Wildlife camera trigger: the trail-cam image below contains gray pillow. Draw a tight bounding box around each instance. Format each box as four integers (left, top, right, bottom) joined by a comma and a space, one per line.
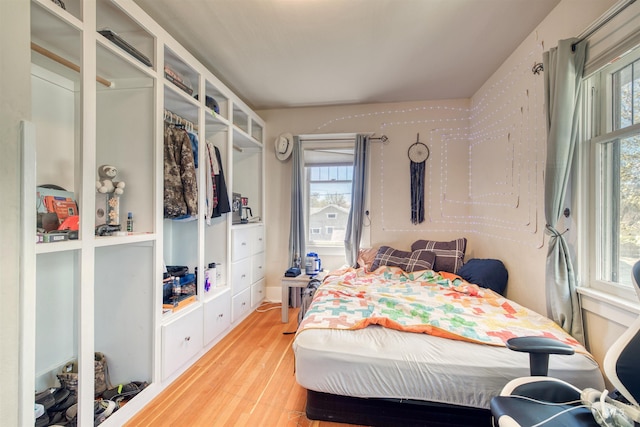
371, 246, 436, 272
410, 238, 467, 273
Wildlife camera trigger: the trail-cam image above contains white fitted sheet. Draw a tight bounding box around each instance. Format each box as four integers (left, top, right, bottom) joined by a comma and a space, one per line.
293, 325, 605, 409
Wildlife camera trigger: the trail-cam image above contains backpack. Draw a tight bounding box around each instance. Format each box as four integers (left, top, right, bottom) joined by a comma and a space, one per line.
298, 278, 321, 324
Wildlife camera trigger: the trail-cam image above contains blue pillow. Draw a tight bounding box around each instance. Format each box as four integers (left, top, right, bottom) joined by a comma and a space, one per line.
457, 258, 508, 295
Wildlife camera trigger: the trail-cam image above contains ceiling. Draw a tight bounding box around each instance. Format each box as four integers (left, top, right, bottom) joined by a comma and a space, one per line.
133, 0, 561, 110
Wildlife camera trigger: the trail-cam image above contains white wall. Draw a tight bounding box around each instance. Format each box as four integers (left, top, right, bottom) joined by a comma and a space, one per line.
258, 0, 619, 356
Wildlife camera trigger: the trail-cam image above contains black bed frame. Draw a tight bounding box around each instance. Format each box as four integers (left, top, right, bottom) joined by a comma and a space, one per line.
306, 390, 492, 427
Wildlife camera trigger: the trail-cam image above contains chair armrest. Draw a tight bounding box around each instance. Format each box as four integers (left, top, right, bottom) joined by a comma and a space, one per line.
506, 337, 574, 376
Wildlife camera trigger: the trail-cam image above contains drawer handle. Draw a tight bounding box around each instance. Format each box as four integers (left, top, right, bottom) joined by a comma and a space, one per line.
241, 242, 247, 246
184, 336, 191, 342
242, 302, 246, 306
218, 313, 224, 318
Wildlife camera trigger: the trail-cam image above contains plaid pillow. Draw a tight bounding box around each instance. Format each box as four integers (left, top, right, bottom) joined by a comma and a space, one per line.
410, 238, 467, 273
371, 246, 436, 272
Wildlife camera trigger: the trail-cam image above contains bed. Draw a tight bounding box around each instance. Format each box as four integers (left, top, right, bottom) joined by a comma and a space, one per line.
292, 241, 605, 427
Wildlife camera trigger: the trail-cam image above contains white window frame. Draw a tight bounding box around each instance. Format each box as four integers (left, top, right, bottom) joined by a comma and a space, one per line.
299, 133, 371, 262
326, 213, 337, 219
579, 47, 640, 302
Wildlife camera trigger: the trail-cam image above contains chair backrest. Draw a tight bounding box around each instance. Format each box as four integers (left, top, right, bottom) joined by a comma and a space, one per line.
602, 259, 640, 406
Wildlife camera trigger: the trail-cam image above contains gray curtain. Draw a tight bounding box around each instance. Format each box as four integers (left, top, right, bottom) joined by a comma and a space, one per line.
344, 134, 370, 266
288, 136, 306, 269
543, 38, 586, 342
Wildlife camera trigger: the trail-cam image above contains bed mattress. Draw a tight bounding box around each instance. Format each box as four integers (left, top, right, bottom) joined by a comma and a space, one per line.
293, 325, 605, 409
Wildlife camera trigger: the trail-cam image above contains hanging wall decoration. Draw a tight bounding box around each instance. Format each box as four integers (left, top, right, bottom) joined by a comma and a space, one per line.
407, 133, 430, 224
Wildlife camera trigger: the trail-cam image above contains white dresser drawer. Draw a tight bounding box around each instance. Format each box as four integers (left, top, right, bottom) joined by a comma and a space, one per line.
232, 288, 251, 323
161, 307, 203, 380
231, 258, 252, 295
251, 278, 265, 308
203, 293, 231, 345
252, 252, 265, 282
252, 225, 264, 255
231, 228, 251, 261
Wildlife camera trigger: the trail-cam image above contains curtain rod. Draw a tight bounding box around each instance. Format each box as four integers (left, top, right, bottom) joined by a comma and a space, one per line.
532, 0, 637, 73
572, 0, 637, 51
298, 133, 388, 143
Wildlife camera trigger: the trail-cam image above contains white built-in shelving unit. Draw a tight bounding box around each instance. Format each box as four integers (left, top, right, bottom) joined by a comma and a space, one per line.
25, 0, 265, 425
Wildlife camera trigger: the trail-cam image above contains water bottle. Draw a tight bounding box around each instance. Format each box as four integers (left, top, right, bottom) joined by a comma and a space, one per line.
305, 253, 316, 275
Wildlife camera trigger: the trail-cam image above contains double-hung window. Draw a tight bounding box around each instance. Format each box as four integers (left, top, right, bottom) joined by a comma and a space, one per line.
301, 136, 360, 268
583, 47, 640, 298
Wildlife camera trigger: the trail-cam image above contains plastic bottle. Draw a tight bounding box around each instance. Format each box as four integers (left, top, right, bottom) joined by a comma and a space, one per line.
204, 262, 216, 292
305, 253, 314, 275
126, 212, 133, 232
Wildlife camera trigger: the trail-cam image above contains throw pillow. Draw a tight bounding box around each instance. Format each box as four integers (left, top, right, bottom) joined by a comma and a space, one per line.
410, 238, 467, 273
357, 247, 379, 272
371, 246, 436, 272
457, 258, 509, 295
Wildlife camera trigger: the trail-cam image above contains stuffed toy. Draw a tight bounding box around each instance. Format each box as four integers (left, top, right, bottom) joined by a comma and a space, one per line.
96, 164, 125, 195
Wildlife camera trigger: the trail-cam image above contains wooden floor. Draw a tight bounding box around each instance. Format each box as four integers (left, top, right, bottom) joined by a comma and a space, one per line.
126, 303, 366, 427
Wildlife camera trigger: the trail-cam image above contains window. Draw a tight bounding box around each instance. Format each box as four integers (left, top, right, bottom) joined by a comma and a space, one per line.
297, 135, 360, 272
584, 48, 640, 295
307, 164, 352, 246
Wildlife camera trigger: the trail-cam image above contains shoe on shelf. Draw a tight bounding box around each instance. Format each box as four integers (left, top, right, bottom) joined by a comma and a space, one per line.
34, 388, 56, 410
35, 411, 49, 427
49, 391, 76, 413
94, 399, 116, 425
65, 402, 77, 423
34, 403, 45, 419
102, 381, 148, 401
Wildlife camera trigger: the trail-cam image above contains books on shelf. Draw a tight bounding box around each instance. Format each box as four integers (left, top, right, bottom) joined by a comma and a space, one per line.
164, 65, 194, 95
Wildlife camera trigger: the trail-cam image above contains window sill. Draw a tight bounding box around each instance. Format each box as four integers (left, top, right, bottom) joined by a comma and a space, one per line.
577, 286, 640, 325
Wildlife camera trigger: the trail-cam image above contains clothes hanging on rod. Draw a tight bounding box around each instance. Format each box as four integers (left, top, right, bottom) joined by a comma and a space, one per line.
188, 130, 199, 169
164, 121, 198, 219
211, 145, 231, 218
204, 140, 217, 224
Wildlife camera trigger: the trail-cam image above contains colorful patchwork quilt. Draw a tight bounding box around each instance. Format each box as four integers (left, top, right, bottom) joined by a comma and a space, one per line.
297, 266, 586, 353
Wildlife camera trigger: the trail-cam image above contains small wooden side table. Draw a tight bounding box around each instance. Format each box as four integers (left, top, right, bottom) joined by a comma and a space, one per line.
281, 271, 326, 323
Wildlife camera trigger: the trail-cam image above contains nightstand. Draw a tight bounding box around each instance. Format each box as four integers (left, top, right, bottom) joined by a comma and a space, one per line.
281, 270, 326, 323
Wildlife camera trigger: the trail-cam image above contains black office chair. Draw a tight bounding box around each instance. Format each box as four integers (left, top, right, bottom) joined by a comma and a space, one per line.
490, 260, 640, 427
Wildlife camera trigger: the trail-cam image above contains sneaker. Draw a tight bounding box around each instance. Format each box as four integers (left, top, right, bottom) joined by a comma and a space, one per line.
94, 400, 116, 425
65, 402, 77, 423
34, 388, 56, 410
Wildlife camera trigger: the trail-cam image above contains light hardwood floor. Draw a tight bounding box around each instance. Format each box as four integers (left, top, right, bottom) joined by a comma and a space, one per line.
126, 303, 365, 427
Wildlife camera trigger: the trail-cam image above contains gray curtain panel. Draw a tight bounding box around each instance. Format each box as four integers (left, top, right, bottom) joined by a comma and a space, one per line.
288, 136, 306, 307
543, 38, 586, 343
289, 136, 306, 269
344, 134, 370, 267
